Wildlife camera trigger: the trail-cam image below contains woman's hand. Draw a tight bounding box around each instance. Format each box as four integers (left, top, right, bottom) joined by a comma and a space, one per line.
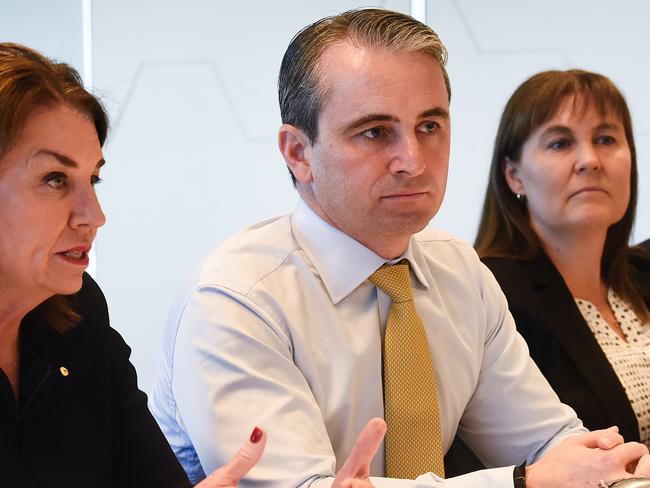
197, 426, 266, 488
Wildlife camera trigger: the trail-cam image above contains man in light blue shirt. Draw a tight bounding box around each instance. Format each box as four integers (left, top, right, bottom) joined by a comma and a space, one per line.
151, 8, 650, 488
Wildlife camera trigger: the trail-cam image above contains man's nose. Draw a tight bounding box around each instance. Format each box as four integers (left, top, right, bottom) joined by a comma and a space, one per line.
389, 134, 425, 176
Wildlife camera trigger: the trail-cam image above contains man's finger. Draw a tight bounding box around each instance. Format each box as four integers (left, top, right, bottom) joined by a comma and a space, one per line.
634, 454, 650, 476
200, 427, 267, 487
335, 418, 387, 481
610, 441, 650, 472
597, 429, 624, 450
569, 426, 620, 448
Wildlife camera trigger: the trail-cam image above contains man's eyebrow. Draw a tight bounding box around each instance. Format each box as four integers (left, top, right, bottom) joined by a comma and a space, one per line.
34, 149, 105, 168
343, 106, 450, 133
419, 107, 449, 119
344, 114, 398, 133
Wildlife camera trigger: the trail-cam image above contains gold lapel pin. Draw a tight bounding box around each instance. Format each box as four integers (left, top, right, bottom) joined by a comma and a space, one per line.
59, 366, 69, 377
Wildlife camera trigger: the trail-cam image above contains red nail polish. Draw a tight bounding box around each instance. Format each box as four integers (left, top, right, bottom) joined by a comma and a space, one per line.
250, 427, 262, 444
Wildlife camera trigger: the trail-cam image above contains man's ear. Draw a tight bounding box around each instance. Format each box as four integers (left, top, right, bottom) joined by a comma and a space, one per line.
278, 124, 314, 184
503, 156, 525, 196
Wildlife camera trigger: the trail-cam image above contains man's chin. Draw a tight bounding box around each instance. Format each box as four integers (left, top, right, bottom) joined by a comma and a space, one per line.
385, 209, 436, 233
374, 221, 431, 249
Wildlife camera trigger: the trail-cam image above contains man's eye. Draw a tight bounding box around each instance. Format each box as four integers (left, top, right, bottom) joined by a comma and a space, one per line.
45, 172, 67, 189
419, 121, 440, 134
91, 175, 103, 186
361, 127, 385, 139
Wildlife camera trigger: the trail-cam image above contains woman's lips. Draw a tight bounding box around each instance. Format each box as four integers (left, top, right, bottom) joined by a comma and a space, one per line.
571, 186, 607, 197
56, 246, 91, 266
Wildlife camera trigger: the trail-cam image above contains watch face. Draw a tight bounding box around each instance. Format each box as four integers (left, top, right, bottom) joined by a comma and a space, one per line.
609, 479, 650, 487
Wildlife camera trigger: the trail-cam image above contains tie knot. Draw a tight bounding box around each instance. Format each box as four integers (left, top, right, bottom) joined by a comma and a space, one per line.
369, 262, 413, 302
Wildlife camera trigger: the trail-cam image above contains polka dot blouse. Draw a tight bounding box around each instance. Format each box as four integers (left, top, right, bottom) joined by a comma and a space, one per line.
575, 289, 650, 445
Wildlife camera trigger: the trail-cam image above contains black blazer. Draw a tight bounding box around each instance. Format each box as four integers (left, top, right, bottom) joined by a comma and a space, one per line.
482, 250, 650, 443
639, 239, 650, 253
0, 274, 191, 488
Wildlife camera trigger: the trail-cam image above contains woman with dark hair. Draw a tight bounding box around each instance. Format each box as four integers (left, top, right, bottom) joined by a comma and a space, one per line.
475, 69, 650, 445
0, 42, 384, 487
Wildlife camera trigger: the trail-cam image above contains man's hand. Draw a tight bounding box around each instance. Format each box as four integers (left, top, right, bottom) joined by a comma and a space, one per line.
333, 418, 387, 488
526, 427, 650, 488
196, 426, 266, 488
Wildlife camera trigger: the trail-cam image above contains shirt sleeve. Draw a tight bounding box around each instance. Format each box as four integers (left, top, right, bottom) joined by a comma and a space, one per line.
173, 285, 338, 487
454, 261, 587, 467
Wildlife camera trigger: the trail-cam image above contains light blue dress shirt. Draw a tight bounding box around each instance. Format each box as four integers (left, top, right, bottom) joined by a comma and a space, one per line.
150, 199, 586, 487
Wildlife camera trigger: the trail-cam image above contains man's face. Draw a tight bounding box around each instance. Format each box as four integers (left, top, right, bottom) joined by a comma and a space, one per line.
299, 43, 451, 258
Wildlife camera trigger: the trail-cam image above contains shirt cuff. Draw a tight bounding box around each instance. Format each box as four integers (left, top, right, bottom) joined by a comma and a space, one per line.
308, 466, 516, 488
441, 465, 516, 488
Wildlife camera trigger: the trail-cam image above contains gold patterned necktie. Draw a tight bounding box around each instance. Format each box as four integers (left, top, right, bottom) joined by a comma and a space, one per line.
370, 261, 445, 479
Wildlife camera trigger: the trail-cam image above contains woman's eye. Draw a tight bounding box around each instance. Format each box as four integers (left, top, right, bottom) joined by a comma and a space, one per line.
548, 138, 571, 150
45, 172, 67, 189
596, 135, 616, 145
361, 127, 385, 139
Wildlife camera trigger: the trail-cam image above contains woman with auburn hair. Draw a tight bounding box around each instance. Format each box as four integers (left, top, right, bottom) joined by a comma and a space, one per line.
0, 42, 384, 487
475, 69, 650, 445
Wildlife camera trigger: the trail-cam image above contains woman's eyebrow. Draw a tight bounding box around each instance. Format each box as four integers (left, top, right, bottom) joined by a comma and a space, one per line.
32, 149, 105, 168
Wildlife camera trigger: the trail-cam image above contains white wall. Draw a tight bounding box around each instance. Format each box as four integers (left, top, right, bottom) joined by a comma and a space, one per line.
0, 0, 83, 67
3, 0, 649, 389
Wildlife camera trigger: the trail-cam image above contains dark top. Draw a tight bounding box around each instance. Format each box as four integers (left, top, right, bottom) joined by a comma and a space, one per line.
639, 239, 650, 253
0, 273, 191, 488
482, 250, 650, 442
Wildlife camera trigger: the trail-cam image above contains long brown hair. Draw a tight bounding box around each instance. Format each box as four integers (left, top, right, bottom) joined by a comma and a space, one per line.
0, 43, 109, 333
475, 69, 648, 321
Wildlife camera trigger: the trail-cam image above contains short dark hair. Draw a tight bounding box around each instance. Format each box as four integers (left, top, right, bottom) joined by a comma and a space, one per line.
0, 42, 109, 333
475, 69, 647, 321
278, 8, 450, 184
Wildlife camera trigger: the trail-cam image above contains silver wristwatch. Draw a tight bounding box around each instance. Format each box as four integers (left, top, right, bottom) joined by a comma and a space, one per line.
600, 479, 650, 487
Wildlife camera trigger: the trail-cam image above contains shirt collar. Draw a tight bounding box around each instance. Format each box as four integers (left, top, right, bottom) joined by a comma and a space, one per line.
291, 199, 430, 304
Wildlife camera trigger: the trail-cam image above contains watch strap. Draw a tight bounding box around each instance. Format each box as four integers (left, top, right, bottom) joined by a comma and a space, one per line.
513, 461, 527, 488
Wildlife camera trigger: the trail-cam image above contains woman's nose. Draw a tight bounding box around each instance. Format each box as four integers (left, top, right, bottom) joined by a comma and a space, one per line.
69, 186, 106, 230
575, 143, 602, 173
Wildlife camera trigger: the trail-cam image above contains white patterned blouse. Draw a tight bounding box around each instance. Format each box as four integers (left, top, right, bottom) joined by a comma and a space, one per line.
575, 289, 650, 445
